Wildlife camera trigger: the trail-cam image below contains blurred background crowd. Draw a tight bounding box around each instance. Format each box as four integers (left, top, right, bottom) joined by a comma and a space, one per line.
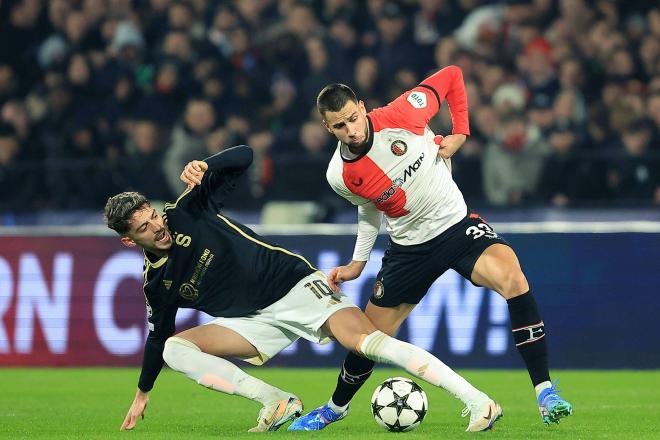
1, 0, 659, 220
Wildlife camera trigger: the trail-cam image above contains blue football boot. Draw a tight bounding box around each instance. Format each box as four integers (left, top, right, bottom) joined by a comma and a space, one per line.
287, 403, 348, 431
538, 382, 573, 425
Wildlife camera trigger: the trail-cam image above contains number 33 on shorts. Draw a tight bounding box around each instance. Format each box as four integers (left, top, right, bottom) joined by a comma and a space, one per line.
465, 223, 498, 239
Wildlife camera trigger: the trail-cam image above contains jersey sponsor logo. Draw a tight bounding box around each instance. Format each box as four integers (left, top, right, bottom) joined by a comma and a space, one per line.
390, 140, 407, 156
373, 280, 385, 299
375, 152, 425, 204
189, 248, 214, 288
179, 282, 199, 300
407, 91, 427, 109
342, 155, 409, 218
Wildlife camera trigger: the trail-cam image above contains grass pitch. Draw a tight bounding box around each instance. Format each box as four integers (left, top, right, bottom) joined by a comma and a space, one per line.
1, 368, 658, 439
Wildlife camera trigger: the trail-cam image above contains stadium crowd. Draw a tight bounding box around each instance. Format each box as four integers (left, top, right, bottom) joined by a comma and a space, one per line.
0, 0, 659, 215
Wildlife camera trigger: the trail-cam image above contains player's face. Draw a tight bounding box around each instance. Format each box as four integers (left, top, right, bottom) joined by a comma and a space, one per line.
121, 206, 172, 254
323, 100, 369, 148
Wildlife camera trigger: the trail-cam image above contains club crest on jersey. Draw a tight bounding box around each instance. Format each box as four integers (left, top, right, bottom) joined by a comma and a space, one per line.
407, 91, 427, 109
373, 280, 385, 299
179, 282, 199, 300
391, 140, 407, 156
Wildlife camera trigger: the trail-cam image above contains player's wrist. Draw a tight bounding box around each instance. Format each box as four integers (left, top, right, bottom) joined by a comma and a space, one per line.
136, 388, 149, 398
348, 260, 367, 275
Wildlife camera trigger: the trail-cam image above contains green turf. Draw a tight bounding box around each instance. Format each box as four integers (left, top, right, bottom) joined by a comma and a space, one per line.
1, 368, 659, 439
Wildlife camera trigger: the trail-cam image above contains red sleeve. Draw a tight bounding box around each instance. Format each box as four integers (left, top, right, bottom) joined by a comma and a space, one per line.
369, 65, 470, 136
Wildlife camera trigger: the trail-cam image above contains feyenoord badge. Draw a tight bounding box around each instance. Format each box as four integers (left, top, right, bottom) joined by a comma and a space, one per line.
390, 140, 407, 156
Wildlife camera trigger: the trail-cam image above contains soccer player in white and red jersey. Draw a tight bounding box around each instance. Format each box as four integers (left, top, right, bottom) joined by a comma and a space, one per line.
289, 66, 573, 431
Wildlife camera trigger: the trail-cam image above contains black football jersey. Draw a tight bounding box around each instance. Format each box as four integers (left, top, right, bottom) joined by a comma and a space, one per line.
137, 146, 316, 391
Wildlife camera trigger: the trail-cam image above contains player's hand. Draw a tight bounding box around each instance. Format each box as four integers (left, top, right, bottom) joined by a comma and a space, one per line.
120, 388, 149, 431
180, 160, 209, 190
327, 260, 367, 293
434, 134, 466, 159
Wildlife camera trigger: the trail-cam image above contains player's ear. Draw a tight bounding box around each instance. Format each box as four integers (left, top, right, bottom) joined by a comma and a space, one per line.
358, 100, 367, 114
120, 236, 137, 248
322, 119, 332, 133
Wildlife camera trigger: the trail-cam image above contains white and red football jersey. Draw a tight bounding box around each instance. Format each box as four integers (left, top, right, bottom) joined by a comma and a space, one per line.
326, 66, 470, 260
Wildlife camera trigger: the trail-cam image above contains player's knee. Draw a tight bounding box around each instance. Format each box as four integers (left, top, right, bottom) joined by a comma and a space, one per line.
355, 332, 371, 354
163, 336, 200, 368
357, 330, 392, 359
364, 313, 400, 336
503, 269, 529, 298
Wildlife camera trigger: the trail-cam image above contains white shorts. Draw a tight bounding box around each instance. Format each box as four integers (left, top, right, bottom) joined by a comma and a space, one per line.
206, 271, 357, 365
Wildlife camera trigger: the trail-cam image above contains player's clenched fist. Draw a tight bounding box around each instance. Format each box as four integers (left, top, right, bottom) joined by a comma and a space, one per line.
327, 260, 367, 292
180, 160, 209, 189
434, 134, 467, 159
120, 388, 149, 431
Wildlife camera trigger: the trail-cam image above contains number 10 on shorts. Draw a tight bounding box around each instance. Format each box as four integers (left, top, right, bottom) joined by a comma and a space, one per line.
305, 279, 341, 305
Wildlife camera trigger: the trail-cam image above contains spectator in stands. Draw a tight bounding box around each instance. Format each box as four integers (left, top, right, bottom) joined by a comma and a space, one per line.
0, 0, 659, 213
0, 124, 36, 212
647, 92, 660, 141
537, 121, 603, 207
139, 61, 187, 126
0, 64, 18, 106
605, 119, 659, 203
259, 75, 302, 149
301, 38, 336, 108
121, 119, 172, 201
483, 112, 550, 205
528, 93, 556, 137
268, 119, 334, 202
353, 56, 385, 109
163, 98, 216, 196
520, 36, 559, 101
372, 2, 419, 83
298, 120, 333, 160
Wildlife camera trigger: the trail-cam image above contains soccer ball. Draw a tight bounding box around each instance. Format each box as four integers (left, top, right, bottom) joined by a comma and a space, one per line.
371, 377, 428, 432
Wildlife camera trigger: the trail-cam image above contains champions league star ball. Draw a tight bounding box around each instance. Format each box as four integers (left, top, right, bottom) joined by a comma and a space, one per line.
371, 377, 428, 432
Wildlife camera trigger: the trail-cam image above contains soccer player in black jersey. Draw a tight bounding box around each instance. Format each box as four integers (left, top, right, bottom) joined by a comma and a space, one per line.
106, 145, 499, 433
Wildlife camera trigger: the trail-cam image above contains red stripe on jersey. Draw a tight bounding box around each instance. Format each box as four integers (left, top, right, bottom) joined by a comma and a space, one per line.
342, 156, 408, 218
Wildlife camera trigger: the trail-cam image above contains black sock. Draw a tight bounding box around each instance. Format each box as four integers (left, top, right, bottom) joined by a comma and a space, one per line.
330, 351, 375, 407
507, 291, 551, 387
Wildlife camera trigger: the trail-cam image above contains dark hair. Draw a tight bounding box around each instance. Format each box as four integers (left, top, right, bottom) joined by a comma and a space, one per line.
104, 191, 149, 234
316, 83, 357, 117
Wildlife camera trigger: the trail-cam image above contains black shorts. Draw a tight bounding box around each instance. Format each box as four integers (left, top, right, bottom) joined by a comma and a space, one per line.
370, 213, 510, 307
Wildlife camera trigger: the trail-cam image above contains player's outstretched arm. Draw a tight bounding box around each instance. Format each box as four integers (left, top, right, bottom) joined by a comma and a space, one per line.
327, 260, 367, 292
120, 388, 149, 431
179, 145, 253, 190
121, 305, 175, 430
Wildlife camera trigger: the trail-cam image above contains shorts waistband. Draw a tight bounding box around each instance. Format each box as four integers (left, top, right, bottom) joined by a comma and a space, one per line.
388, 214, 469, 251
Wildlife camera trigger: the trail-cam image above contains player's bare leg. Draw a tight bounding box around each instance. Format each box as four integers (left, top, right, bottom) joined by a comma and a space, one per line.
289, 307, 501, 432
290, 303, 415, 430
162, 325, 302, 432
363, 301, 416, 335
471, 243, 572, 424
